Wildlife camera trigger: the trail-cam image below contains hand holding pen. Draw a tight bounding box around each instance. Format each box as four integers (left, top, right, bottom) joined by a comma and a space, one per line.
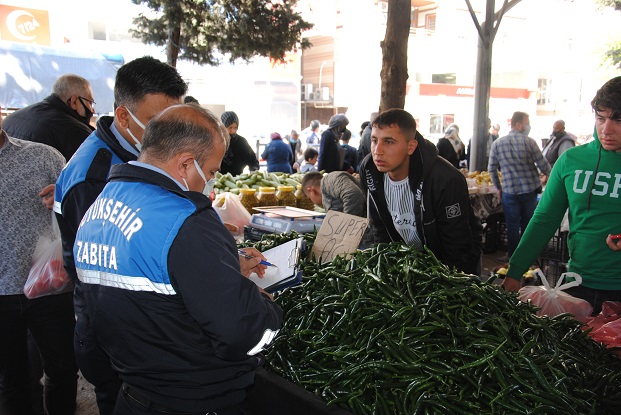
238, 247, 277, 278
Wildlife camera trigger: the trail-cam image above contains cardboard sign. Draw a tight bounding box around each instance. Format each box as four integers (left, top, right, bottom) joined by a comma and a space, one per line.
311, 211, 368, 264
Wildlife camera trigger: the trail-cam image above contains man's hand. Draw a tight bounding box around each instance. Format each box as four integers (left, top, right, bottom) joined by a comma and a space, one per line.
239, 247, 268, 278
502, 277, 521, 292
540, 175, 548, 186
606, 234, 621, 251
224, 223, 239, 233
497, 189, 502, 201
39, 184, 55, 210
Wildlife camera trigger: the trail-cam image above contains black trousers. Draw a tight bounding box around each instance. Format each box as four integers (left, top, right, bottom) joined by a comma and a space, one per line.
114, 383, 247, 415
0, 292, 78, 415
74, 283, 122, 415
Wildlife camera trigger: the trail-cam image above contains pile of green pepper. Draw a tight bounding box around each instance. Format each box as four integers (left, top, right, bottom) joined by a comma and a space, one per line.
247, 235, 621, 414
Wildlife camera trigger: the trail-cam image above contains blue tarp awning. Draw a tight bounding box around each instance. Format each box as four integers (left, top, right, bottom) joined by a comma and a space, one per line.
0, 41, 118, 114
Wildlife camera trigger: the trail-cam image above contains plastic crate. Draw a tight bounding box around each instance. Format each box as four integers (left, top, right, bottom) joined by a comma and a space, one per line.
482, 213, 506, 253
539, 231, 569, 263
538, 231, 569, 285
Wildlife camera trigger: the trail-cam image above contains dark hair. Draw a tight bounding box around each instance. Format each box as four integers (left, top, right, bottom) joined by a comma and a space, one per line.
141, 104, 229, 165
184, 95, 199, 104
311, 120, 320, 130
341, 129, 352, 141
511, 111, 529, 128
372, 109, 417, 140
114, 56, 188, 110
591, 76, 621, 120
301, 171, 322, 195
303, 147, 318, 161
360, 121, 370, 134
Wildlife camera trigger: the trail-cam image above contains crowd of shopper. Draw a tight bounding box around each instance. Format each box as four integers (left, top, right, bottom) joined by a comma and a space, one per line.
1, 54, 619, 415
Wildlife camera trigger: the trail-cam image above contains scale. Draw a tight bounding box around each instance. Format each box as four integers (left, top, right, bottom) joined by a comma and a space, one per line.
244, 206, 325, 241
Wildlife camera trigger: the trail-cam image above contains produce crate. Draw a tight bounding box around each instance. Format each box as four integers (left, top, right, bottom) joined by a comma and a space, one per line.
538, 231, 569, 285
246, 367, 353, 415
481, 213, 506, 253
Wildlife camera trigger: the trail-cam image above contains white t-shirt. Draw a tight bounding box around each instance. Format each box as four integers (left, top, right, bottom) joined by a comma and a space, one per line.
384, 174, 423, 249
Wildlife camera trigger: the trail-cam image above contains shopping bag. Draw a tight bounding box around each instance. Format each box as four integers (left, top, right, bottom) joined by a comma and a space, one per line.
518, 270, 593, 321
584, 302, 621, 354
213, 192, 251, 236
23, 212, 73, 299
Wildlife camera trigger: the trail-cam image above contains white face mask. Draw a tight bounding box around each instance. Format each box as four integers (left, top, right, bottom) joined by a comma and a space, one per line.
523, 124, 531, 136
192, 159, 215, 197
125, 108, 145, 151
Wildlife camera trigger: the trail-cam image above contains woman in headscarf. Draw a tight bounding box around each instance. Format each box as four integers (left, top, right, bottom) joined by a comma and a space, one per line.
261, 132, 294, 173
219, 111, 260, 175
318, 114, 349, 172
436, 123, 466, 169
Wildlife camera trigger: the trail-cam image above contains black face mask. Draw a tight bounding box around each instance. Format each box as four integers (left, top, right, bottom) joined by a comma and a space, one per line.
78, 97, 94, 124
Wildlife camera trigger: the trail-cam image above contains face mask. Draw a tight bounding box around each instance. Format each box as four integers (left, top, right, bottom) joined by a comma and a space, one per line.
78, 98, 94, 124
523, 124, 531, 136
125, 108, 146, 151
193, 159, 215, 197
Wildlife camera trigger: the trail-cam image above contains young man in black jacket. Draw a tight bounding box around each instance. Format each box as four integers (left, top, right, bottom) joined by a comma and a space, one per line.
360, 109, 482, 276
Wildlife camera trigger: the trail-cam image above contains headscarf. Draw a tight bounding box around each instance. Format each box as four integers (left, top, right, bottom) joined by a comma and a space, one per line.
221, 111, 239, 128
444, 124, 464, 156
328, 114, 349, 132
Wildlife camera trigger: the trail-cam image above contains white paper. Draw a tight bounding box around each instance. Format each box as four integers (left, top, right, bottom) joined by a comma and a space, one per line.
248, 238, 302, 289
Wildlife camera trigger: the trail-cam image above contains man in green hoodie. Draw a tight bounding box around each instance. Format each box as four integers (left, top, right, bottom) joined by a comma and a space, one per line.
504, 76, 621, 314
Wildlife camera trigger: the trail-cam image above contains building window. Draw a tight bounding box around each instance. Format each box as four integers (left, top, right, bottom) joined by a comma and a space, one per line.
430, 114, 455, 135
425, 13, 436, 31
432, 73, 456, 84
537, 78, 552, 105
88, 21, 107, 41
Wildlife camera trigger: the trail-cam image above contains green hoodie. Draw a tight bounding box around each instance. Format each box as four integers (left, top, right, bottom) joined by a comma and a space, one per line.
507, 135, 621, 289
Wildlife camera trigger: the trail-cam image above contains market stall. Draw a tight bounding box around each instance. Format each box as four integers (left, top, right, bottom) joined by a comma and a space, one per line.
239, 232, 621, 415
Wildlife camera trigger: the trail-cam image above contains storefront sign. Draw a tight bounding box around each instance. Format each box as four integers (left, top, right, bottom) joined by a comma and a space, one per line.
419, 83, 531, 99
0, 5, 50, 45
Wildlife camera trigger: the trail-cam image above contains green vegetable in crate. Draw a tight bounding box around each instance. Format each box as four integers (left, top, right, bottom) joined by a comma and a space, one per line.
256, 241, 621, 415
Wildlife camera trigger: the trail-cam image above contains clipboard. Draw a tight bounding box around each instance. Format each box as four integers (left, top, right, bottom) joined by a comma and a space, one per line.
248, 237, 304, 293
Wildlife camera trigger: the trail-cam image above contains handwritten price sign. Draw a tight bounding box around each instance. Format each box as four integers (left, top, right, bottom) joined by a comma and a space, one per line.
311, 211, 368, 264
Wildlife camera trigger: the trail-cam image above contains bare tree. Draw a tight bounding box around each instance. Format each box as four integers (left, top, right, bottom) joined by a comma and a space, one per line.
466, 0, 522, 172
379, 0, 411, 111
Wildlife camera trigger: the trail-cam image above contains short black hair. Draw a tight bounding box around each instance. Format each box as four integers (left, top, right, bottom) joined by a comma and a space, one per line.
114, 56, 188, 110
184, 95, 199, 104
301, 171, 322, 195
591, 76, 621, 120
372, 109, 417, 140
341, 129, 352, 141
303, 147, 318, 161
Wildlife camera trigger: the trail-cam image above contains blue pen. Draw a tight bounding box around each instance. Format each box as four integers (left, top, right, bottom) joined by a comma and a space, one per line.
238, 250, 278, 268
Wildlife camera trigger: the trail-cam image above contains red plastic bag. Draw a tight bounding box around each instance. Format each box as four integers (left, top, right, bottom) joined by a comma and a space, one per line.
584, 302, 621, 354
23, 212, 73, 299
518, 271, 593, 322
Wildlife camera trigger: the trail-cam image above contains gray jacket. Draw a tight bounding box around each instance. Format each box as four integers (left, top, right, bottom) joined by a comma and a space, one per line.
321, 171, 365, 217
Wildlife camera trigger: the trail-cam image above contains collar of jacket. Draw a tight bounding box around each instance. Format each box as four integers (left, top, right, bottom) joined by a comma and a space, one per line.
108, 163, 212, 211
94, 116, 139, 163
45, 93, 95, 131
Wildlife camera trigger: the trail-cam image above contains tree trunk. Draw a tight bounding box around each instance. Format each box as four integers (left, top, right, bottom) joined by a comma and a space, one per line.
379, 0, 410, 112
166, 25, 181, 67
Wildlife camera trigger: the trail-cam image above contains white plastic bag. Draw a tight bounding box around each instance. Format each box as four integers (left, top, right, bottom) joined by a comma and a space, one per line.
213, 192, 251, 236
518, 270, 593, 321
23, 212, 74, 299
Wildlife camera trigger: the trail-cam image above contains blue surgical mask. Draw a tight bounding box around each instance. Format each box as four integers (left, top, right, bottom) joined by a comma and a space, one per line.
193, 159, 215, 197
125, 108, 145, 151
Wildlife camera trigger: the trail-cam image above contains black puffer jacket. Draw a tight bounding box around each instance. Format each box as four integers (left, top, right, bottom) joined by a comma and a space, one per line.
360, 132, 482, 275
3, 94, 94, 161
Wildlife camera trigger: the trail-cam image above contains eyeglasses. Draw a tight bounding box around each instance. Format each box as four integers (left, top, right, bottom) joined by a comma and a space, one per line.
78, 96, 96, 110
